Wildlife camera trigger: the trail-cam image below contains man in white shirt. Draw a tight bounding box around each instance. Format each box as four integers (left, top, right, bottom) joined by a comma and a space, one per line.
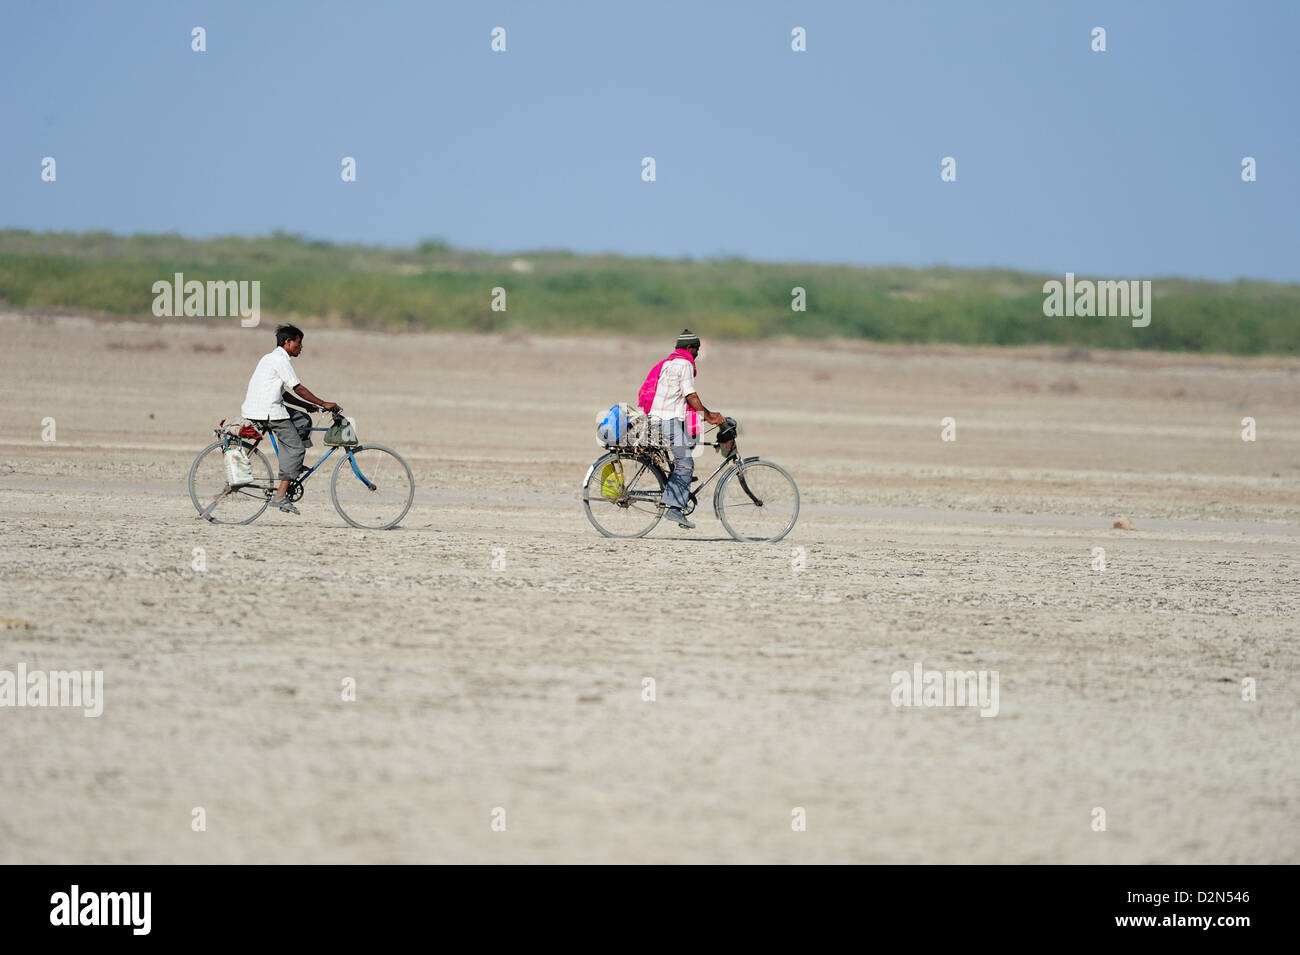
642, 329, 726, 529
240, 324, 341, 514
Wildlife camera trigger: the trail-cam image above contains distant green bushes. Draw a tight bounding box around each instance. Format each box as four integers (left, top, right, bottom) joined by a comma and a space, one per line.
1, 230, 1296, 354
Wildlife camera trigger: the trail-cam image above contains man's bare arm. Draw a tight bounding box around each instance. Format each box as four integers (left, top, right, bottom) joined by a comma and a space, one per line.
686, 392, 725, 426
286, 385, 339, 412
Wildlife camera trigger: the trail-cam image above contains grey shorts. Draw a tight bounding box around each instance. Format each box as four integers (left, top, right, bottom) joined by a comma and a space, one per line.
253, 417, 308, 480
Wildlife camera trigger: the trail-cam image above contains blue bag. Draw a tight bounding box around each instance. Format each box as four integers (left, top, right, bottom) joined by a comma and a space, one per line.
596, 403, 627, 446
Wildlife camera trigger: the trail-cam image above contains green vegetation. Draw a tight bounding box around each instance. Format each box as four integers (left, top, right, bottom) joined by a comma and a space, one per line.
2, 229, 1297, 354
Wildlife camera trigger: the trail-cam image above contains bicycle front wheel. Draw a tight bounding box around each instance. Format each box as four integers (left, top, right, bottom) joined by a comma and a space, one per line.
582, 452, 666, 538
189, 440, 275, 524
714, 459, 800, 542
330, 444, 415, 529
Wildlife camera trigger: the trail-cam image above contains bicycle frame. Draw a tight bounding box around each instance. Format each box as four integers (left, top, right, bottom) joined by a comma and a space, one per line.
584, 420, 794, 541
687, 446, 732, 498
261, 426, 376, 491
616, 436, 763, 510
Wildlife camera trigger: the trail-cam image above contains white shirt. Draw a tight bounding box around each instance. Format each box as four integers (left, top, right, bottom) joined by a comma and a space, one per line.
241, 346, 301, 420
648, 357, 696, 422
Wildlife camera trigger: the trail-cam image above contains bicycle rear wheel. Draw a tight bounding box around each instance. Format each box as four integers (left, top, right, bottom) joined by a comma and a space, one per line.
189, 440, 275, 524
714, 459, 800, 542
330, 444, 415, 529
582, 452, 666, 538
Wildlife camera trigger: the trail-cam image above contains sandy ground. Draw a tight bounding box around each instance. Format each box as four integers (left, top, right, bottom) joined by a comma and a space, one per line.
1, 311, 1297, 864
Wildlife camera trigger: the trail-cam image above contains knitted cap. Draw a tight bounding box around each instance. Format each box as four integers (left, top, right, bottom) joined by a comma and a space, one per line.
675, 328, 701, 349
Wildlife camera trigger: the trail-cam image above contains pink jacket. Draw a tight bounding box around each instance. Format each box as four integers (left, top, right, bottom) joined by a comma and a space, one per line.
638, 348, 699, 435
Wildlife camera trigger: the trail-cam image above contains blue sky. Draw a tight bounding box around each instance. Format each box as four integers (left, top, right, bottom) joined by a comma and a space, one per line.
2, 0, 1297, 281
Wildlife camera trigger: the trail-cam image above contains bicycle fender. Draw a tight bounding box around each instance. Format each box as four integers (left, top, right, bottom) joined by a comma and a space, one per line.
583, 455, 612, 489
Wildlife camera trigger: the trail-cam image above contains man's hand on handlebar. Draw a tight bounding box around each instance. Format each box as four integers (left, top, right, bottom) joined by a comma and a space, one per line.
318, 402, 341, 413
685, 392, 724, 428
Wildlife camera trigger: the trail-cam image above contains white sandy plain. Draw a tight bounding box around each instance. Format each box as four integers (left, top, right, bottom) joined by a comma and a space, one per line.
1, 313, 1297, 863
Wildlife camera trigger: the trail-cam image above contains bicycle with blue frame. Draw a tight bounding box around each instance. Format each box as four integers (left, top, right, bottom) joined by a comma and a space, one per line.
189, 411, 414, 529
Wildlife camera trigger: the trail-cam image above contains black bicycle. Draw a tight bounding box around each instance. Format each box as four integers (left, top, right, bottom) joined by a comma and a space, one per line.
581, 418, 799, 541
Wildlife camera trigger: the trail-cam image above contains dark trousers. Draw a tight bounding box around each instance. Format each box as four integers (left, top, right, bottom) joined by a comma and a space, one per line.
253, 417, 306, 480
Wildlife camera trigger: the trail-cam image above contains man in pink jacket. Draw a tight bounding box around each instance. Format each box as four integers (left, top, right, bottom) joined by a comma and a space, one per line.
638, 329, 726, 529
